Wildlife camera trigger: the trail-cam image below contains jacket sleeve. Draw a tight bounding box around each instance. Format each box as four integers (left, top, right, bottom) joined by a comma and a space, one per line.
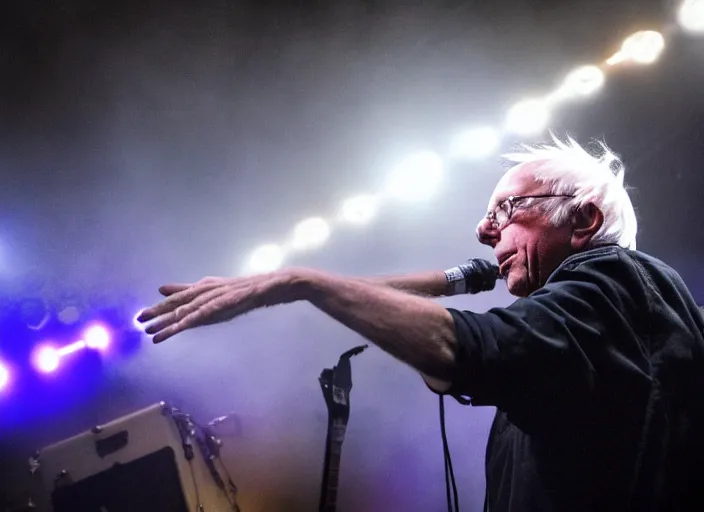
443, 252, 653, 429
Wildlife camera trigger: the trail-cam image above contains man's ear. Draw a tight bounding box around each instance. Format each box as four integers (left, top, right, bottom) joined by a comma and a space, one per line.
571, 203, 604, 251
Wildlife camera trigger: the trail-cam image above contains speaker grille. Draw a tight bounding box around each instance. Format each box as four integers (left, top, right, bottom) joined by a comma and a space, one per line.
51, 446, 190, 512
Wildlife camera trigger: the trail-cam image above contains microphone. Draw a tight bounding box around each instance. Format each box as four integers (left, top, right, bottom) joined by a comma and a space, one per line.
444, 258, 501, 295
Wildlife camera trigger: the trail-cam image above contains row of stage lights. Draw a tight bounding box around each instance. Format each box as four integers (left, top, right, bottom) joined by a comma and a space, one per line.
0, 323, 113, 393
242, 1, 704, 276
0, 309, 151, 394
1, 1, 703, 394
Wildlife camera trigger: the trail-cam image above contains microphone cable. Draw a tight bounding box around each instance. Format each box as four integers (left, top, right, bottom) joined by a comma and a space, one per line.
441, 394, 460, 512
439, 258, 502, 511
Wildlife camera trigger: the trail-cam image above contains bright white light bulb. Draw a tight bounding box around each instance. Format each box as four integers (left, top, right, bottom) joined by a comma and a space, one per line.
32, 345, 60, 374
621, 30, 665, 64
340, 195, 378, 224
0, 363, 9, 391
292, 218, 330, 250
678, 0, 704, 33
505, 99, 550, 136
245, 244, 285, 274
450, 127, 500, 159
561, 65, 605, 97
84, 324, 110, 351
386, 152, 444, 202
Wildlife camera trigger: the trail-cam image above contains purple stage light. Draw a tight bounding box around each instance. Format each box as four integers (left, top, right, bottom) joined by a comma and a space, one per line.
0, 362, 9, 391
84, 324, 110, 351
33, 345, 60, 373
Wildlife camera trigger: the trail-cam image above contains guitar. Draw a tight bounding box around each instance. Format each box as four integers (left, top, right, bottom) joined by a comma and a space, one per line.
318, 345, 367, 512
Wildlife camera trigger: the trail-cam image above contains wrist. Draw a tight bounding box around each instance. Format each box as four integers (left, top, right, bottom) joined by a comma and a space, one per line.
443, 266, 466, 296
274, 266, 323, 303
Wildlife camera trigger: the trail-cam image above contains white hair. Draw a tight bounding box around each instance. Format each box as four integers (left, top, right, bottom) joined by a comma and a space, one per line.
502, 134, 638, 250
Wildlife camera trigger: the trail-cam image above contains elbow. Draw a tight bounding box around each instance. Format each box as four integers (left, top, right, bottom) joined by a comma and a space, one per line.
418, 333, 456, 393
434, 336, 459, 380
438, 310, 460, 369
419, 317, 459, 381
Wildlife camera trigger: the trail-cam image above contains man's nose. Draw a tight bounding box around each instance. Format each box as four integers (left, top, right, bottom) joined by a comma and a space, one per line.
476, 218, 500, 248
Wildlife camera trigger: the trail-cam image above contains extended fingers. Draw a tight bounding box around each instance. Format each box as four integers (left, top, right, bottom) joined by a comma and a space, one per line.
138, 283, 221, 323
159, 284, 191, 296
140, 274, 274, 343
150, 289, 254, 344
155, 276, 231, 298
145, 285, 230, 337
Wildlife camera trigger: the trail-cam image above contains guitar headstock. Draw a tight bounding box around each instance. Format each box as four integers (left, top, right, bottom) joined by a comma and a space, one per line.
319, 345, 368, 421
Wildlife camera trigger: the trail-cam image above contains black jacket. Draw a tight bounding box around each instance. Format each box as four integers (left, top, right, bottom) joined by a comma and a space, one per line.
446, 245, 704, 511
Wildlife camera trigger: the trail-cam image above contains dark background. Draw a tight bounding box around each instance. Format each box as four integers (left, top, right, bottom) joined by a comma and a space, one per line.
0, 0, 702, 510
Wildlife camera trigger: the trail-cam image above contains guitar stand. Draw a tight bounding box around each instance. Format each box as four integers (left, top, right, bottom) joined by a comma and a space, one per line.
318, 345, 368, 512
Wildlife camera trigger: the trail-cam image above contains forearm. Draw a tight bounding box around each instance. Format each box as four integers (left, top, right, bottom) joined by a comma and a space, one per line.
292, 268, 459, 380
361, 271, 452, 297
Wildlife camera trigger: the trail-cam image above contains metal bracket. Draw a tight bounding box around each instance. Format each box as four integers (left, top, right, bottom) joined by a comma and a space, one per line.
28, 451, 40, 476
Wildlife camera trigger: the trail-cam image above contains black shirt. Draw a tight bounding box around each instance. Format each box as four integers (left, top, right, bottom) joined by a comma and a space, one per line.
445, 245, 704, 511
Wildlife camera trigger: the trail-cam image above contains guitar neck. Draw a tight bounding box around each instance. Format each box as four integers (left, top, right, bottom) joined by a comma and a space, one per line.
320, 420, 347, 512
321, 441, 343, 512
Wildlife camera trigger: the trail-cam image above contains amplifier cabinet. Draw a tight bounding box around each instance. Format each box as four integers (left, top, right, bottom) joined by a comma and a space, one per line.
33, 402, 240, 512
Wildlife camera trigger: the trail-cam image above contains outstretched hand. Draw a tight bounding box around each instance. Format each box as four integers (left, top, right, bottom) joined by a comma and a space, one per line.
137, 270, 304, 344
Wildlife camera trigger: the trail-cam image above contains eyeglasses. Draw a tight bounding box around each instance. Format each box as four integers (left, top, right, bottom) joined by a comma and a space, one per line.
486, 194, 574, 229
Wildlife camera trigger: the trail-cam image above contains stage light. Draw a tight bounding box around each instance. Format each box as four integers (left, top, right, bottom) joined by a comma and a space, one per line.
622, 31, 665, 64
560, 65, 605, 97
385, 151, 444, 201
32, 345, 60, 374
245, 244, 285, 274
292, 217, 330, 250
505, 99, 550, 135
84, 324, 111, 351
450, 127, 500, 159
678, 0, 704, 33
340, 195, 378, 224
607, 31, 665, 65
0, 362, 9, 391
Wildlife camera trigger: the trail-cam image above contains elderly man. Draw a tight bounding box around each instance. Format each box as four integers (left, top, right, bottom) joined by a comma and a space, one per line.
139, 137, 704, 511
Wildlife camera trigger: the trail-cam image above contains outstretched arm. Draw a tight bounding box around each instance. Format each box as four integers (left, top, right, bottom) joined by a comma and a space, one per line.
361, 270, 453, 297
138, 267, 458, 384
302, 269, 457, 380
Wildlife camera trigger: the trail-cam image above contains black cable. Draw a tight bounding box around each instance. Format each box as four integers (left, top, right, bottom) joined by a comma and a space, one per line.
443, 396, 460, 511
443, 436, 452, 512
440, 394, 460, 512
442, 444, 452, 512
